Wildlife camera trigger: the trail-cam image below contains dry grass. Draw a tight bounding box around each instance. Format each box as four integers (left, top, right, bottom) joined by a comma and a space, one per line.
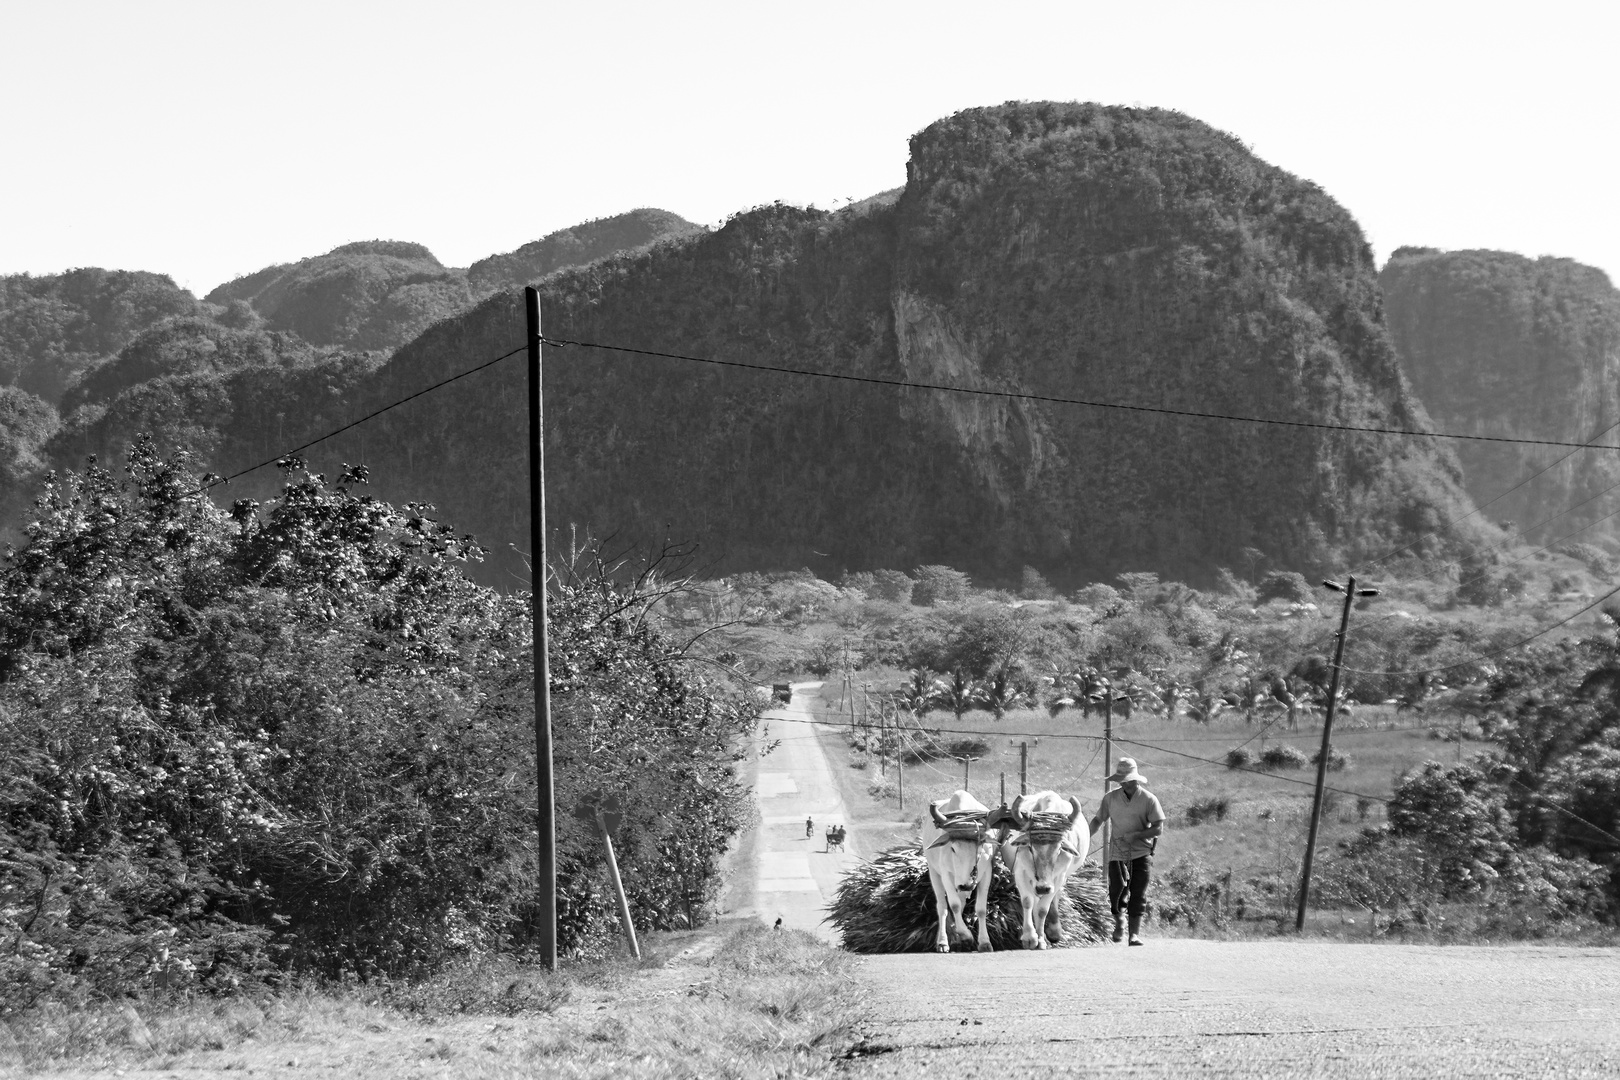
0, 925, 864, 1078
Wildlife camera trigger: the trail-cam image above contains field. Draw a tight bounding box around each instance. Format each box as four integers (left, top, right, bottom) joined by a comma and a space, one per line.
802, 676, 1494, 929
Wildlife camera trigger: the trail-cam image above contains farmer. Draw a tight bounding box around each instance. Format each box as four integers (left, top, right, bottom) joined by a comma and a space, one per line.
805, 815, 814, 839
1088, 757, 1165, 946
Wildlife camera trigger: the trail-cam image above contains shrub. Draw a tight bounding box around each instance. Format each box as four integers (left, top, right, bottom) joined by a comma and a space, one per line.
1154, 853, 1230, 929
1310, 746, 1354, 772
1224, 746, 1255, 769
0, 440, 758, 1003
1256, 570, 1313, 605
1186, 796, 1231, 825
1259, 744, 1310, 770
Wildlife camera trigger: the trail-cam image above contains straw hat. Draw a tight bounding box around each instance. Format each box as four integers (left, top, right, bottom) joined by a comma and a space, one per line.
1106, 757, 1145, 784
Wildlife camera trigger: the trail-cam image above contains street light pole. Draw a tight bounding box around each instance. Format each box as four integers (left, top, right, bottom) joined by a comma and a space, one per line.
1296, 574, 1378, 933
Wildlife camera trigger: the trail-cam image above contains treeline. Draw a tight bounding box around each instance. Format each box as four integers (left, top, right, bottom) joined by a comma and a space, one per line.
0, 440, 755, 1011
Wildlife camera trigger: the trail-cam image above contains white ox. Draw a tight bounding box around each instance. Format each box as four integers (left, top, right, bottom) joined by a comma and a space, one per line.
923, 790, 999, 953
998, 790, 1087, 950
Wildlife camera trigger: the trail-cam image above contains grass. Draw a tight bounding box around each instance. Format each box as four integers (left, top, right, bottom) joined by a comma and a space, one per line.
0, 924, 865, 1077
808, 680, 1496, 928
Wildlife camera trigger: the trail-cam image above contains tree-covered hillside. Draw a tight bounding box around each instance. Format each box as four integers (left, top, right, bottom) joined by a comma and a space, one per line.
10, 104, 1480, 589
0, 268, 203, 404
271, 103, 1473, 587
1381, 248, 1620, 549
467, 208, 704, 291
204, 240, 480, 353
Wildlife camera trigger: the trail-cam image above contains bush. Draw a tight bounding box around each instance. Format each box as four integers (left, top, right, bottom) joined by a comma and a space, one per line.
1154, 853, 1230, 929
1186, 796, 1231, 825
1259, 744, 1310, 770
0, 440, 758, 1004
1224, 746, 1255, 769
1256, 570, 1313, 605
1310, 746, 1354, 772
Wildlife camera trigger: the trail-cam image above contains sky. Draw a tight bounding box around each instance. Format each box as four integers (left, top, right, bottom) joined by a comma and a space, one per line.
2, 0, 1617, 295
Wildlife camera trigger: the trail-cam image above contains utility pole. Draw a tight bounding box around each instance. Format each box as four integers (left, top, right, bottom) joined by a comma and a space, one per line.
524, 287, 557, 971
1102, 693, 1114, 863
1296, 575, 1379, 933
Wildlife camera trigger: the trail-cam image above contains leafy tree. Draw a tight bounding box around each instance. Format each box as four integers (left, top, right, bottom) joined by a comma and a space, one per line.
868, 569, 914, 605
911, 565, 971, 607
0, 439, 755, 1005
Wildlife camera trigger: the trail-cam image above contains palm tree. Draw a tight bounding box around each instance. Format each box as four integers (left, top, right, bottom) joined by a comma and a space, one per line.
938, 670, 980, 722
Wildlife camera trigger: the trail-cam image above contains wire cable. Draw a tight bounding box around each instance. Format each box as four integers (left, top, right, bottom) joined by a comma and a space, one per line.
191, 343, 528, 496
1353, 416, 1620, 574
1339, 579, 1620, 677
541, 336, 1620, 452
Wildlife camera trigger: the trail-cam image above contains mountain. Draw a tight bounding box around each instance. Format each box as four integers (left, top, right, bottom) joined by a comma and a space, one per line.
466, 209, 704, 291
0, 268, 204, 404
1380, 248, 1620, 547
177, 103, 1476, 587
14, 104, 1478, 588
204, 240, 479, 353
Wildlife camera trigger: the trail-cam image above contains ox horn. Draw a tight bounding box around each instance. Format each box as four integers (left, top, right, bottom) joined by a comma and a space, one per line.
929, 800, 948, 830
1009, 794, 1028, 830
1066, 794, 1084, 827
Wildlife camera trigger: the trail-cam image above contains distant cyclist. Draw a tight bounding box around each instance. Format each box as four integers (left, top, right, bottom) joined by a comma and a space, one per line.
805, 816, 814, 838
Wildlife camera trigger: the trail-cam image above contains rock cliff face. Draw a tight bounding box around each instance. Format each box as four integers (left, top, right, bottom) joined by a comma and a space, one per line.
1381, 249, 1620, 546
16, 104, 1478, 588
241, 103, 1472, 587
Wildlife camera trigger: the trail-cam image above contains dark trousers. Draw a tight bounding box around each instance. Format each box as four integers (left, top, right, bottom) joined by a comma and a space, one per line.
1108, 856, 1153, 921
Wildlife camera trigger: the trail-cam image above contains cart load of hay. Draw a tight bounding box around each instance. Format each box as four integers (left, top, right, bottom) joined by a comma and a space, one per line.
825, 846, 1111, 953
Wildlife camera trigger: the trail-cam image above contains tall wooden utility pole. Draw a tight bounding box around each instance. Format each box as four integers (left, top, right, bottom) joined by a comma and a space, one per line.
525, 287, 557, 970
1296, 575, 1378, 932
1102, 694, 1114, 864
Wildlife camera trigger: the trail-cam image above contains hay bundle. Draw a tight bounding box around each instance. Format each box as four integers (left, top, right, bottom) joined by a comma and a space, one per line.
826, 846, 1110, 953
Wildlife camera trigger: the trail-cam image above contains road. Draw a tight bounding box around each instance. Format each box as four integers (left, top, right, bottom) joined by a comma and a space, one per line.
729, 681, 862, 941
845, 938, 1620, 1078
719, 687, 1620, 1077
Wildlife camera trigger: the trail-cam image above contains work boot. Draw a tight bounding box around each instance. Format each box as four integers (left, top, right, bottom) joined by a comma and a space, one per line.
1127, 915, 1144, 946
1111, 916, 1124, 943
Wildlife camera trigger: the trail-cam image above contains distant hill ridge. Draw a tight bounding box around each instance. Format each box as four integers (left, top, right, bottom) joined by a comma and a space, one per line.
466, 208, 704, 290
1381, 247, 1620, 547
94, 101, 1477, 588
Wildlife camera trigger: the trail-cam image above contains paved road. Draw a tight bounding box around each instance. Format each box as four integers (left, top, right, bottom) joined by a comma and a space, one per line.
731, 681, 862, 941
718, 689, 1620, 1076
845, 939, 1620, 1078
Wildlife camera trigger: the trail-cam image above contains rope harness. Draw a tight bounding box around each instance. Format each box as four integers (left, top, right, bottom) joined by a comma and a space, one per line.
1011, 811, 1083, 857
926, 810, 990, 892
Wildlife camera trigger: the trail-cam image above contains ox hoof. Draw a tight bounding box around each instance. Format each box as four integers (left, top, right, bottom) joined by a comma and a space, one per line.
1045, 930, 1064, 945
935, 943, 950, 954
976, 940, 993, 953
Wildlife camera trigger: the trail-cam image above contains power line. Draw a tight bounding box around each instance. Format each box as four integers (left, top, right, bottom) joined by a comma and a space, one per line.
1507, 778, 1620, 849
541, 335, 1620, 452
1354, 416, 1620, 574
191, 343, 528, 496
1339, 579, 1620, 678
1112, 735, 1391, 804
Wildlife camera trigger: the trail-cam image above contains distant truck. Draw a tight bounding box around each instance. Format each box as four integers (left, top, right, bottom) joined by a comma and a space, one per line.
772, 683, 793, 703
